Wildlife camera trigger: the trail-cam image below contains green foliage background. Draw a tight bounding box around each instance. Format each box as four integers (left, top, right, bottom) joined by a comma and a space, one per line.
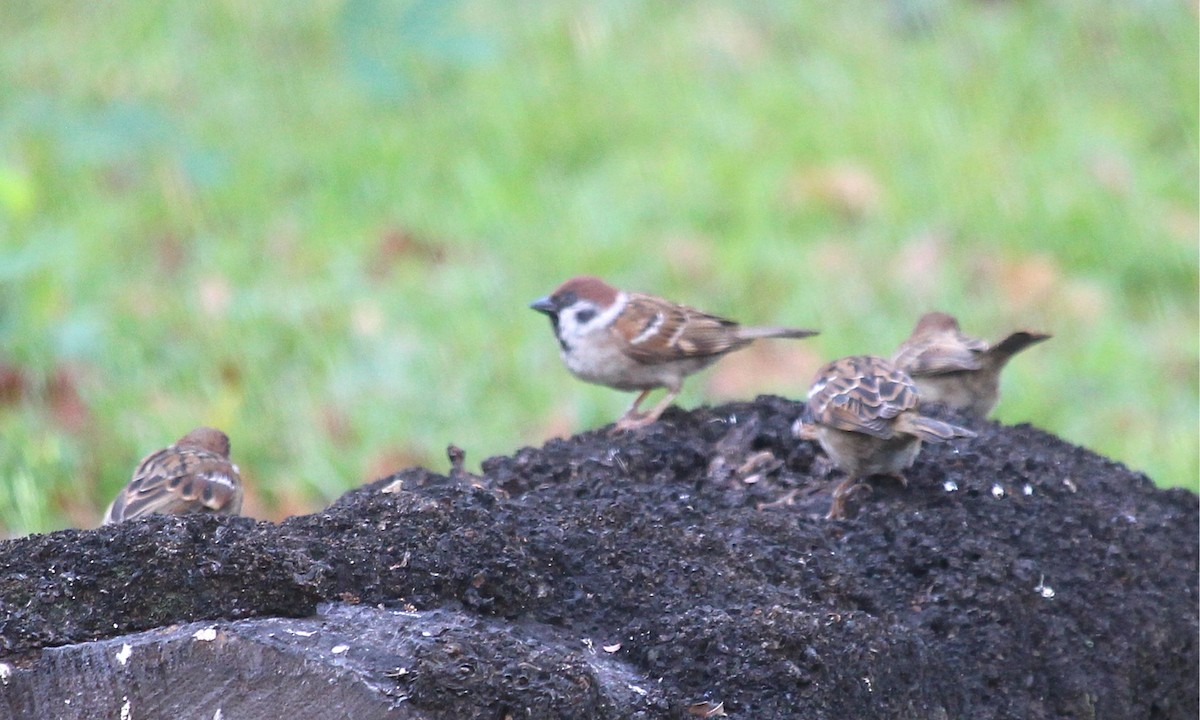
0, 0, 1196, 533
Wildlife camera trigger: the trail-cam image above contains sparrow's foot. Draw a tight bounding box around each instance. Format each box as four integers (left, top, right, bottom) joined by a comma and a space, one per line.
612, 411, 658, 432
612, 388, 676, 432
825, 498, 847, 520
756, 488, 798, 511
825, 475, 867, 520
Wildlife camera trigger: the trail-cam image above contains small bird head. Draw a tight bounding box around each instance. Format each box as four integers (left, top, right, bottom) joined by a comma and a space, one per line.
530, 276, 623, 351
912, 312, 962, 336
176, 427, 232, 458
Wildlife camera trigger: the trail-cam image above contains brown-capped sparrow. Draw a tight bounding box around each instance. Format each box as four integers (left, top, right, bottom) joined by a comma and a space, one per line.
794, 355, 975, 519
891, 312, 1051, 418
102, 427, 243, 524
531, 276, 819, 430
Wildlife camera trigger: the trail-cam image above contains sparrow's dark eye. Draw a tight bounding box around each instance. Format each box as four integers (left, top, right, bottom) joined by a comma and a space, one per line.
575, 308, 596, 324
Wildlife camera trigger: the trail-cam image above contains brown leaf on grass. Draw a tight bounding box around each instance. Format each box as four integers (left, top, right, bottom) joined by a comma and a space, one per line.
219, 360, 242, 389
243, 482, 313, 523
319, 404, 356, 448
364, 446, 430, 484
663, 234, 716, 281
705, 343, 822, 399
47, 367, 90, 434
967, 251, 1110, 325
971, 253, 1061, 311
0, 363, 27, 405
153, 232, 188, 276
808, 238, 860, 277
892, 231, 951, 304
367, 228, 447, 282
60, 485, 108, 530
784, 163, 883, 220
0, 363, 91, 433
1060, 279, 1109, 325
532, 408, 579, 443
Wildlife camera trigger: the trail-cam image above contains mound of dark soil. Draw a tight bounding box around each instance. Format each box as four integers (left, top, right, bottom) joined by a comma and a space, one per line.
0, 396, 1195, 719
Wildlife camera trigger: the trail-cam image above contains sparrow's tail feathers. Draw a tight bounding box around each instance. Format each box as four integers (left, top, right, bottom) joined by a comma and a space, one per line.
985, 331, 1051, 367
738, 326, 820, 341
896, 413, 977, 443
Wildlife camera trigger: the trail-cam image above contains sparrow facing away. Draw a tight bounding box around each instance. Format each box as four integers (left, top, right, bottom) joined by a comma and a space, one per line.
531, 276, 819, 430
102, 427, 243, 525
891, 312, 1051, 418
796, 355, 975, 519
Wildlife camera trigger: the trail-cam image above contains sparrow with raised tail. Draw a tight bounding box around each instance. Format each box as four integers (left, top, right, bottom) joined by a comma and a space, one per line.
102, 427, 243, 524
795, 355, 976, 519
891, 312, 1051, 418
531, 276, 819, 430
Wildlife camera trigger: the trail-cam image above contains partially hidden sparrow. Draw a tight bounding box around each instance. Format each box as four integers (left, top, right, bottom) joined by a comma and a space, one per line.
102, 427, 243, 524
795, 355, 975, 519
891, 312, 1051, 418
531, 276, 819, 430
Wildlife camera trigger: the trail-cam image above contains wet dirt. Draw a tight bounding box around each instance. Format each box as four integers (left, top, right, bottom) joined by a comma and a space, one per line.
0, 396, 1195, 719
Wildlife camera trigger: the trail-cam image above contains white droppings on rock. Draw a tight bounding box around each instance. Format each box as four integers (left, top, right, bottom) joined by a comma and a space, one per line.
991, 484, 1005, 499
943, 480, 958, 492
1023, 484, 1034, 496
116, 643, 132, 666
285, 629, 316, 638
120, 696, 132, 720
1035, 575, 1055, 599
331, 644, 349, 655
192, 626, 218, 642
0, 663, 11, 684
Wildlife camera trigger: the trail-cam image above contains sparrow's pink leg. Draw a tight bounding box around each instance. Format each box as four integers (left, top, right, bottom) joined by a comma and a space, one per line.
614, 386, 679, 431
614, 389, 654, 430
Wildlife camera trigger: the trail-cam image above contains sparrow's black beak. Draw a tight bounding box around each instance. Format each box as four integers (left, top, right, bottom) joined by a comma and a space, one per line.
529, 296, 558, 316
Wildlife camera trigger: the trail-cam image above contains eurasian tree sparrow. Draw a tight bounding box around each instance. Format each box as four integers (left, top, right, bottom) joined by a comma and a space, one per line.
891, 312, 1051, 418
795, 355, 975, 519
531, 276, 818, 430
102, 427, 243, 524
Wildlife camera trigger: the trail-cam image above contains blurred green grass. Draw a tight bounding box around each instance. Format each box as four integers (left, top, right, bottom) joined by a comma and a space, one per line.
0, 0, 1195, 534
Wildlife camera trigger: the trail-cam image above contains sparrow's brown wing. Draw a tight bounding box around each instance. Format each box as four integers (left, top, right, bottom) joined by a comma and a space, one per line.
106, 446, 242, 523
893, 333, 988, 376
612, 293, 750, 365
808, 356, 919, 439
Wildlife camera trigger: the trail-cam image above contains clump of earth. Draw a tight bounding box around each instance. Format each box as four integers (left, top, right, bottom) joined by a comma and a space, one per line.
0, 396, 1195, 719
